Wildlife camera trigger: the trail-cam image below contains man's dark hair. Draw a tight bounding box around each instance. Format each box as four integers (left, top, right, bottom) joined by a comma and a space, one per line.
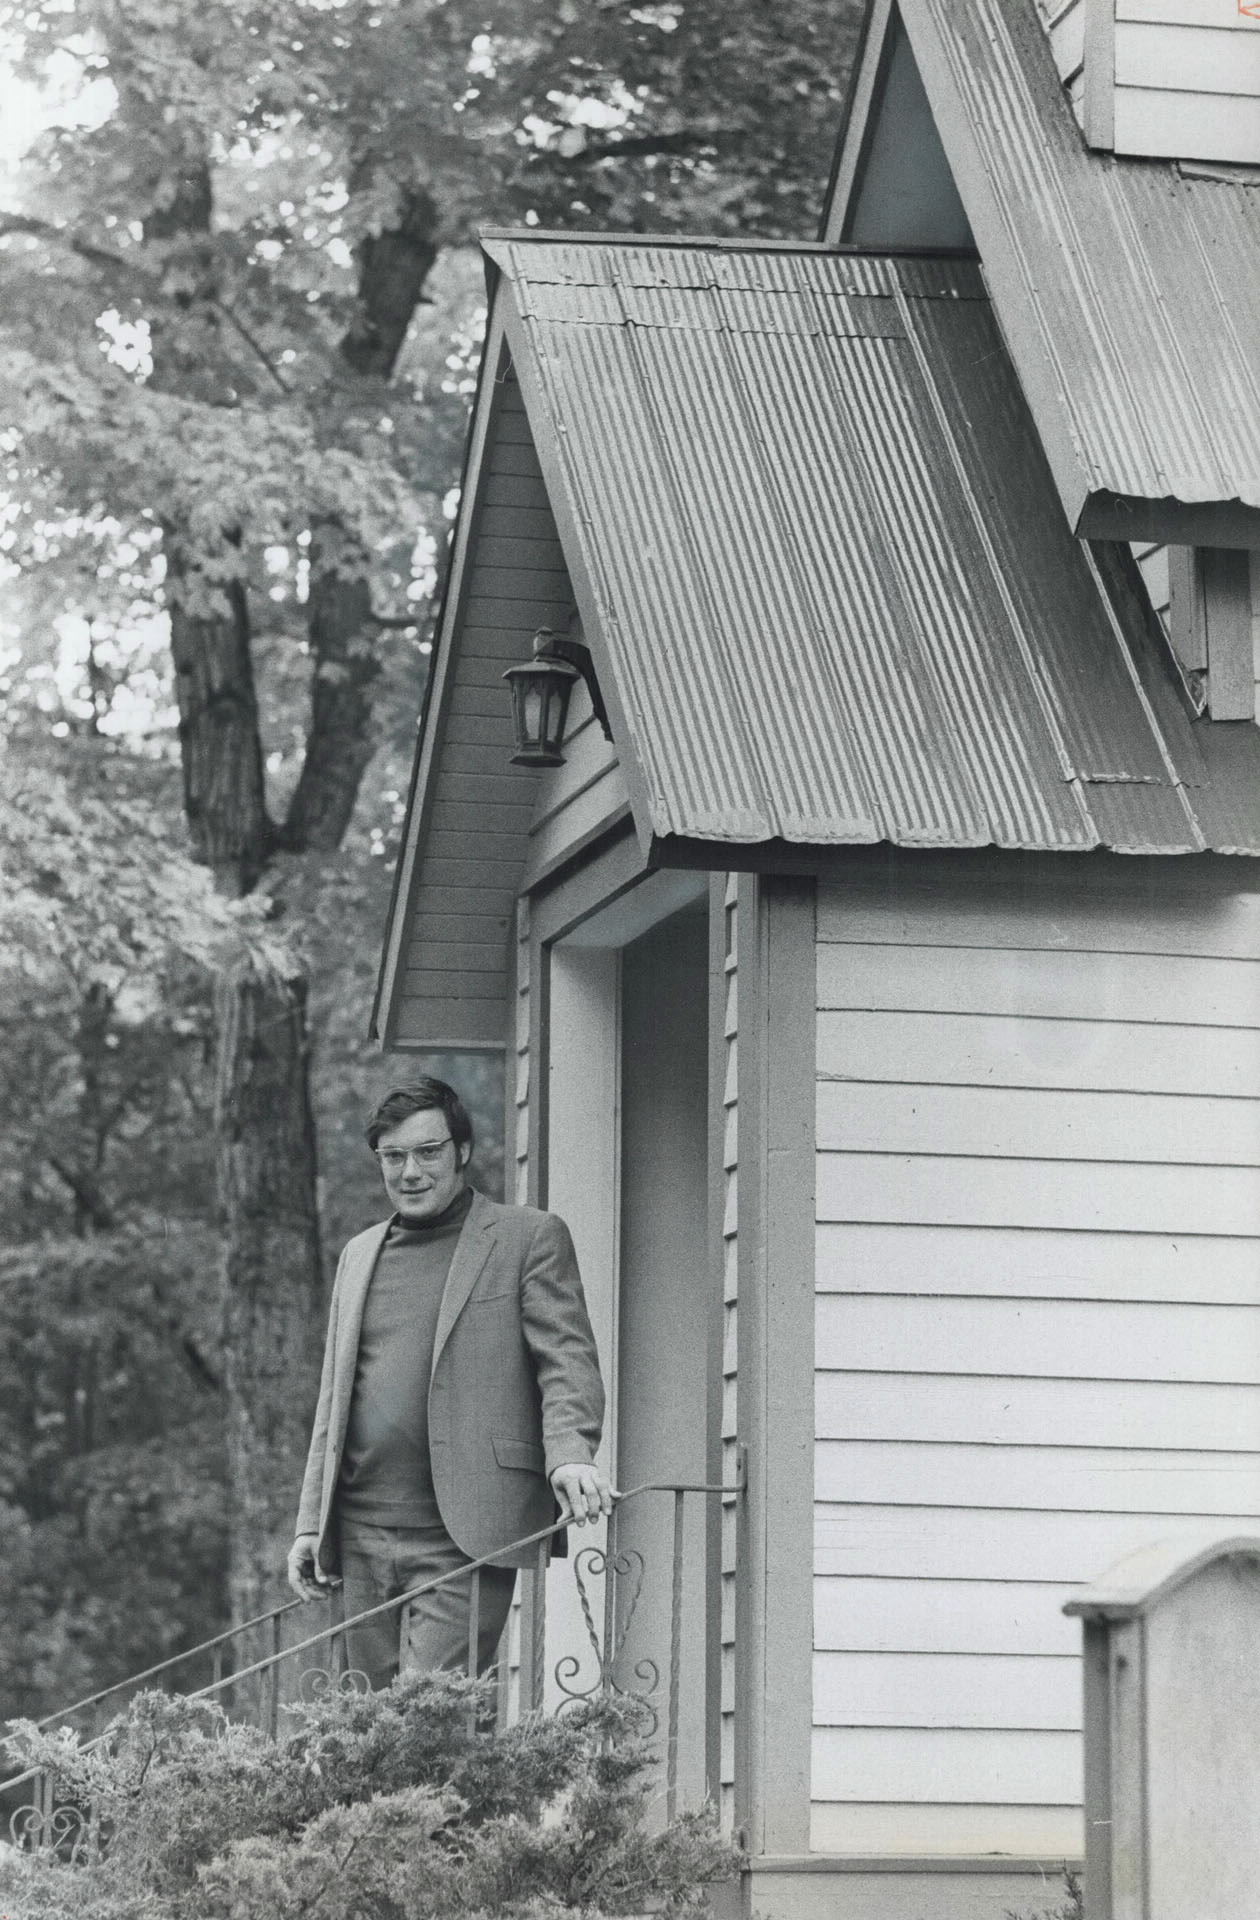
365, 1079, 474, 1158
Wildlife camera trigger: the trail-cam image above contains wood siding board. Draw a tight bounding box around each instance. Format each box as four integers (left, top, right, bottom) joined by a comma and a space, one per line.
806, 1805, 1082, 1859
815, 1222, 1260, 1304
812, 1726, 1082, 1804
816, 1081, 1260, 1169
815, 1575, 1081, 1656
1114, 19, 1260, 93
428, 801, 537, 837
473, 535, 568, 572
1113, 86, 1260, 161
815, 1294, 1260, 1383
421, 855, 524, 889
816, 1150, 1260, 1235
817, 1007, 1260, 1096
403, 941, 512, 975
814, 856, 1260, 958
481, 474, 556, 509
813, 1651, 1080, 1731
394, 969, 507, 1002
487, 440, 546, 479
392, 995, 507, 1050
1120, 0, 1260, 20
815, 1439, 1260, 1517
816, 1371, 1260, 1453
814, 1504, 1260, 1585
815, 940, 1260, 1028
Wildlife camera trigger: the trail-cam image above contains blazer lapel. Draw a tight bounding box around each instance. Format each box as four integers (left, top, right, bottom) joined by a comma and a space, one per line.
432, 1190, 497, 1371
334, 1219, 391, 1411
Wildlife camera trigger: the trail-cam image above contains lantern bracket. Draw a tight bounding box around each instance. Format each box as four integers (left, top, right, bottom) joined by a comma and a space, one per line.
540, 632, 614, 743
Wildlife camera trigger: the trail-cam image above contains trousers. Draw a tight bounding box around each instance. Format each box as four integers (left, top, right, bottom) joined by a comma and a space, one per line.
337, 1515, 517, 1691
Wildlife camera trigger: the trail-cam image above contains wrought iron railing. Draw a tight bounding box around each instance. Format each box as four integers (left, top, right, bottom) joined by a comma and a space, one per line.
2, 1476, 735, 1857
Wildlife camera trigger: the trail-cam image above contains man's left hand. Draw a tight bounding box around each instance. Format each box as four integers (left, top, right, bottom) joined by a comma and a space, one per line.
550, 1461, 615, 1526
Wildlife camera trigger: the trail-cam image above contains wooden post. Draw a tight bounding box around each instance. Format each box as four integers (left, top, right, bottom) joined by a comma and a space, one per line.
1066, 1533, 1260, 1919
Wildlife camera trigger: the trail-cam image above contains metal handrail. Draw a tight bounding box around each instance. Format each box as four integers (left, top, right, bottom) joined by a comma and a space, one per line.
0, 1477, 735, 1803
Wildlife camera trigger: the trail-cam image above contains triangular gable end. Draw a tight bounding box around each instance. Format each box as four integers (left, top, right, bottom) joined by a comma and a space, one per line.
824, 0, 973, 252
825, 0, 1260, 547
374, 314, 624, 1052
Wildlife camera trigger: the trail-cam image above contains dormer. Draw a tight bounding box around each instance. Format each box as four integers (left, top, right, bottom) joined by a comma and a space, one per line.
1036, 0, 1260, 168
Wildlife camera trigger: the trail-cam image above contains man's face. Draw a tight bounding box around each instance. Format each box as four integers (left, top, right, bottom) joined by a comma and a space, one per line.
375, 1106, 469, 1222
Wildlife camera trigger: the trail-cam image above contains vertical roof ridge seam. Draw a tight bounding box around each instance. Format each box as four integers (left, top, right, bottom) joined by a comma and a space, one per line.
888, 274, 1095, 843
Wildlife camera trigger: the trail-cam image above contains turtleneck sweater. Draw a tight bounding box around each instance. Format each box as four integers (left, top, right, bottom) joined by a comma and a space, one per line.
336, 1185, 473, 1529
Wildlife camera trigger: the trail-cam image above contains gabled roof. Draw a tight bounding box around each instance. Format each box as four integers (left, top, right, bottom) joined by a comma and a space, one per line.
824, 0, 1260, 544
375, 236, 1260, 1048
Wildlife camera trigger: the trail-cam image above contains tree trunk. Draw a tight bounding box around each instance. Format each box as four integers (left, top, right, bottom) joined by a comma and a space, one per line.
151, 166, 441, 1668
215, 961, 322, 1690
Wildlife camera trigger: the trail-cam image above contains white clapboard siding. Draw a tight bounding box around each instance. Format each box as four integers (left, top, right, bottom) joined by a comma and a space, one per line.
816, 1295, 1260, 1382
813, 1727, 1082, 1805
816, 1223, 1260, 1304
813, 1651, 1079, 1730
815, 1575, 1080, 1655
814, 1505, 1260, 1585
816, 940, 1260, 1026
816, 1440, 1260, 1515
816, 1079, 1260, 1168
817, 1372, 1260, 1453
1070, 4, 1260, 166
818, 1008, 1260, 1096
809, 1800, 1083, 1855
812, 862, 1260, 1848
818, 1153, 1260, 1237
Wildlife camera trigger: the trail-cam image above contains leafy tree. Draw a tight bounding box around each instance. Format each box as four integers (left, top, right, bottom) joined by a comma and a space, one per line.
0, 0, 862, 1647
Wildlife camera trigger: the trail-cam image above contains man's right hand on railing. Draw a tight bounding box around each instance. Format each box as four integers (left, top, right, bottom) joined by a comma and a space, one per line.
287, 1533, 340, 1602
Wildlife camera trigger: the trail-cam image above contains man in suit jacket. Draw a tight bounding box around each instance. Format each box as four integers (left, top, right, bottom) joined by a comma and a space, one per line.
287, 1078, 610, 1688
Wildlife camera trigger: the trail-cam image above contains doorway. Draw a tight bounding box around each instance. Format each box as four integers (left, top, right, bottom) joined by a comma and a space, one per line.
542, 885, 715, 1804
615, 901, 712, 1803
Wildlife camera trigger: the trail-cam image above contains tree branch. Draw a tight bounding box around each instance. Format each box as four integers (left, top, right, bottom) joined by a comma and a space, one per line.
282, 183, 441, 853
566, 125, 744, 163
0, 210, 292, 393
46, 1155, 116, 1233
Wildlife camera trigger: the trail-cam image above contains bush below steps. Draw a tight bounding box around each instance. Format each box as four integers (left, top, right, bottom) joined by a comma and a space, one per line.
0, 1671, 739, 1920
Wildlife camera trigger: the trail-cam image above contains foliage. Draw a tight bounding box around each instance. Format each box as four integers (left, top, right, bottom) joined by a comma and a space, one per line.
0, 1672, 739, 1917
0, 0, 861, 1722
1006, 1867, 1085, 1920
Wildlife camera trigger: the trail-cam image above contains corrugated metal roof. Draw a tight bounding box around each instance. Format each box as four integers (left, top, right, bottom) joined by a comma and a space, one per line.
899, 0, 1260, 529
488, 236, 1260, 857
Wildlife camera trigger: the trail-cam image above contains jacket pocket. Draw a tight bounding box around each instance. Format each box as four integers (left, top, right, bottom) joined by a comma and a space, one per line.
493, 1435, 545, 1474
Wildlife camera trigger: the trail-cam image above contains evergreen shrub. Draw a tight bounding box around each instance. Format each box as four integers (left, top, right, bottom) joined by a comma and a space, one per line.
0, 1671, 739, 1919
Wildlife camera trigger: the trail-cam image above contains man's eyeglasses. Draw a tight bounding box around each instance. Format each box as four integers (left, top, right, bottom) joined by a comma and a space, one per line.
375, 1139, 454, 1171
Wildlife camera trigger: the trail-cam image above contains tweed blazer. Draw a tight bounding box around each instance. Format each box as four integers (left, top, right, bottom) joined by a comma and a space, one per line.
295, 1191, 604, 1572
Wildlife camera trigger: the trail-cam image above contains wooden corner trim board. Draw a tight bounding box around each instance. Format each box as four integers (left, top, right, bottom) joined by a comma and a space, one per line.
733, 874, 817, 1857
1083, 0, 1117, 150
821, 0, 897, 241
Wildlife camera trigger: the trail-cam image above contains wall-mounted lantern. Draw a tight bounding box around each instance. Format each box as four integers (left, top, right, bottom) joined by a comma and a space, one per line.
503, 627, 613, 768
